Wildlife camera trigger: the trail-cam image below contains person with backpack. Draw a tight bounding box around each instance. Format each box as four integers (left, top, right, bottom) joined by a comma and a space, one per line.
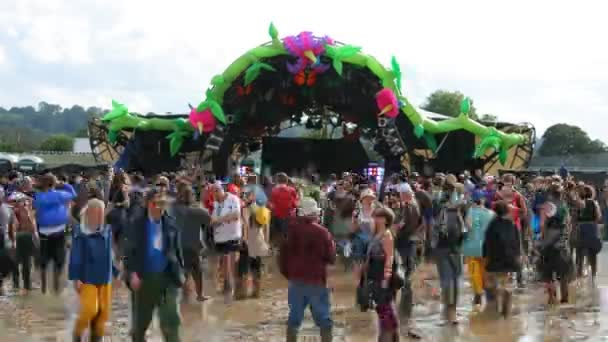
434, 181, 465, 325
483, 200, 521, 317
237, 190, 270, 299
463, 190, 494, 308
539, 184, 573, 305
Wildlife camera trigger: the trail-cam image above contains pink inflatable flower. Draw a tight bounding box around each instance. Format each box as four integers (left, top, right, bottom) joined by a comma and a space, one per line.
375, 88, 399, 118
188, 108, 217, 134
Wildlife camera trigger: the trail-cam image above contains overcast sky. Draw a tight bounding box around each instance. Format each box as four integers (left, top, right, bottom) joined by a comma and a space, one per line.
0, 0, 606, 139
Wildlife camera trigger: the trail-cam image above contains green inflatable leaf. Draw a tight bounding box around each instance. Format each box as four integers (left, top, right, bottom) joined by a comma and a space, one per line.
326, 45, 361, 76
333, 59, 343, 76
498, 147, 508, 165
268, 22, 279, 40
244, 62, 276, 86
423, 133, 438, 153
474, 129, 502, 158
391, 56, 402, 91
414, 124, 425, 138
209, 101, 226, 124
108, 130, 118, 144
103, 100, 128, 121
460, 97, 471, 116
211, 75, 225, 86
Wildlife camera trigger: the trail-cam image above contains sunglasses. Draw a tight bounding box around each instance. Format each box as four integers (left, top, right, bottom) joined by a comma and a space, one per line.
156, 183, 168, 187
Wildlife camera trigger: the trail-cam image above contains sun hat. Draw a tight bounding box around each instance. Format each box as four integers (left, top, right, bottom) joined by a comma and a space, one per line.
298, 197, 321, 217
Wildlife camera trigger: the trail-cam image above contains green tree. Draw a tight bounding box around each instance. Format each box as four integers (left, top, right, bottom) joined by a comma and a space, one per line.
39, 134, 74, 152
480, 113, 498, 122
539, 124, 606, 156
421, 90, 478, 119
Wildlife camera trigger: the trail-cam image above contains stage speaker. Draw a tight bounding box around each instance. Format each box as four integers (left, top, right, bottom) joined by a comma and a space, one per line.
205, 125, 225, 152
226, 114, 235, 124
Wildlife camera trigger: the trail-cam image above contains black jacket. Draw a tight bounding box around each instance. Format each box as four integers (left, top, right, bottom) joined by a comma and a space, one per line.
124, 205, 185, 287
483, 216, 521, 273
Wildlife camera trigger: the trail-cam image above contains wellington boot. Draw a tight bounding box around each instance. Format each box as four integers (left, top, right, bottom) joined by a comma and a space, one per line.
286, 327, 298, 342
378, 329, 399, 342
90, 335, 104, 342
502, 291, 512, 318
40, 270, 47, 294
320, 327, 333, 342
446, 305, 458, 324
251, 277, 261, 298
72, 335, 81, 342
234, 277, 248, 300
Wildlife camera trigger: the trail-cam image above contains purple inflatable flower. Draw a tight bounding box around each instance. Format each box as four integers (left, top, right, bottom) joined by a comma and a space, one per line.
282, 31, 333, 74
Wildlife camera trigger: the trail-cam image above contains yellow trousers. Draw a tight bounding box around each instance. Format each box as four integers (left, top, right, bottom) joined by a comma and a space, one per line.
74, 283, 112, 337
466, 257, 486, 296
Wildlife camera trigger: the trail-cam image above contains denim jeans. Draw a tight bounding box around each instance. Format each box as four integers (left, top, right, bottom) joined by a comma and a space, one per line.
287, 281, 332, 329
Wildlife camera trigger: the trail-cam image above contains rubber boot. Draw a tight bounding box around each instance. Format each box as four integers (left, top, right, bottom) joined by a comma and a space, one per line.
40, 269, 47, 294
378, 329, 399, 342
547, 285, 557, 306
560, 280, 569, 304
234, 276, 248, 300
251, 276, 261, 299
286, 327, 298, 342
446, 305, 458, 324
502, 290, 512, 318
53, 269, 61, 294
473, 294, 482, 306
399, 282, 413, 319
90, 335, 103, 342
72, 336, 81, 342
320, 327, 333, 342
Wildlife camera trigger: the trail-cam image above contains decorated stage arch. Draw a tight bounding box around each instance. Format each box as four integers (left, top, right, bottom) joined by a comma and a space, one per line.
89, 23, 535, 176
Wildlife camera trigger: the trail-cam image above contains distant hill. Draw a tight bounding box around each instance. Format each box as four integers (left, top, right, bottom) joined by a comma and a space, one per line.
0, 102, 107, 152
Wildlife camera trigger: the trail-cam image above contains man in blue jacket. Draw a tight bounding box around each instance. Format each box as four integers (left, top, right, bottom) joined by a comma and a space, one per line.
124, 189, 185, 342
33, 173, 76, 294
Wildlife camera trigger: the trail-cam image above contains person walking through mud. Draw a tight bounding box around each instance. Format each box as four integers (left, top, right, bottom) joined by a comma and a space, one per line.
34, 173, 76, 294
539, 184, 574, 305
393, 186, 422, 337
365, 206, 401, 342
483, 200, 521, 318
575, 185, 602, 282
171, 184, 211, 302
493, 174, 528, 288
69, 188, 114, 342
463, 190, 494, 308
210, 182, 243, 303
237, 190, 270, 299
0, 188, 17, 295
9, 192, 38, 295
280, 197, 335, 342
434, 180, 465, 325
125, 189, 185, 342
269, 173, 298, 247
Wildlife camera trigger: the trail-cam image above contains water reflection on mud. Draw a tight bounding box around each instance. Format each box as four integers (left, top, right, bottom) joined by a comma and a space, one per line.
0, 252, 606, 341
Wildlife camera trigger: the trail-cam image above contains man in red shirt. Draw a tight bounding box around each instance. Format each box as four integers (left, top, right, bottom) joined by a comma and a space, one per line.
279, 197, 335, 342
269, 173, 298, 246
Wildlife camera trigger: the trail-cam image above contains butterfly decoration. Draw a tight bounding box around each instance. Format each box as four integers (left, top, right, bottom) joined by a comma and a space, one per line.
236, 84, 253, 96
281, 94, 296, 106
294, 70, 317, 87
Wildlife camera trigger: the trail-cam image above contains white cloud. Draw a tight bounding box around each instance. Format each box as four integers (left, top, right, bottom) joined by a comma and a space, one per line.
0, 44, 6, 65
0, 0, 606, 141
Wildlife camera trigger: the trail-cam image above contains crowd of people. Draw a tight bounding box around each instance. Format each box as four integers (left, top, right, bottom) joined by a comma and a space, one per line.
0, 167, 604, 341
